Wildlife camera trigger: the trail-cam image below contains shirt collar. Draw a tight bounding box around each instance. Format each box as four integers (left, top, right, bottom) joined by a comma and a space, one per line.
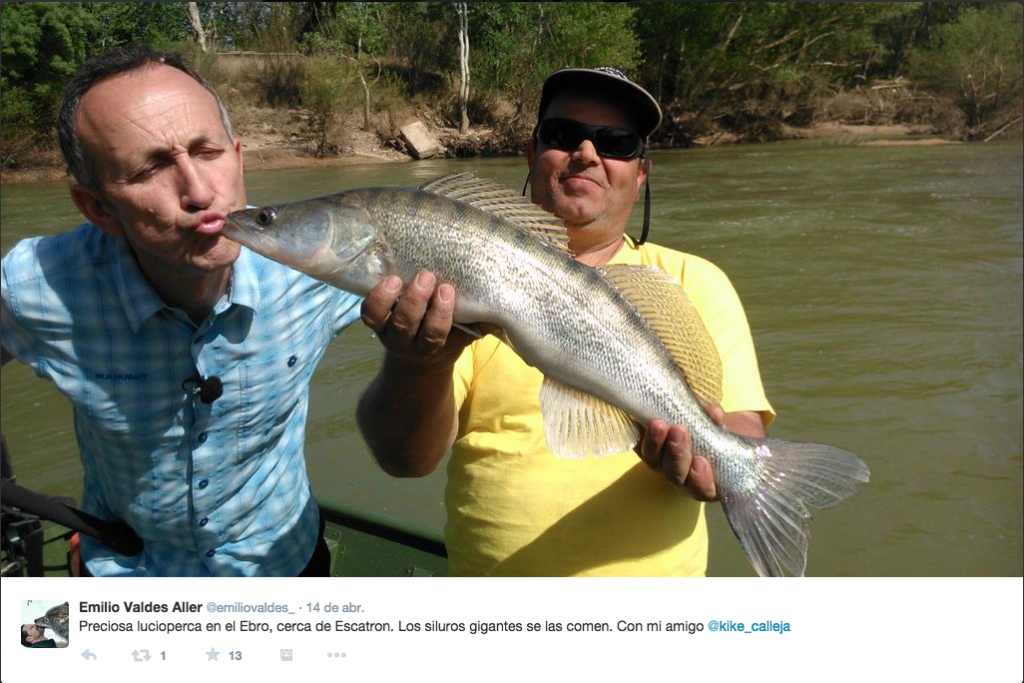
605, 236, 632, 265
227, 245, 261, 313
109, 231, 166, 333
109, 230, 262, 332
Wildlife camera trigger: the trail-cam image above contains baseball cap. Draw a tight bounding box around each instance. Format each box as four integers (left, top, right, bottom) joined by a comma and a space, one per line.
537, 66, 662, 140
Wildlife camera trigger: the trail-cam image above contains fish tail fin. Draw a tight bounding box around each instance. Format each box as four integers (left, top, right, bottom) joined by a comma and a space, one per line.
719, 437, 870, 577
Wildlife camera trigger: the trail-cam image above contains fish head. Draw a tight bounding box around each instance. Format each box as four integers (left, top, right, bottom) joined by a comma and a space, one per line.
224, 194, 375, 279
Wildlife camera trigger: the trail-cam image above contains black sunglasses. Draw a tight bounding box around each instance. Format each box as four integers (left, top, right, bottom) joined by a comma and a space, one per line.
536, 118, 645, 160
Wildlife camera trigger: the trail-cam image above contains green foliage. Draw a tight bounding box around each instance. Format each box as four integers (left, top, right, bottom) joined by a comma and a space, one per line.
248, 3, 308, 106
88, 2, 191, 50
636, 2, 918, 104
868, 2, 973, 77
631, 2, 965, 141
202, 2, 275, 50
373, 70, 414, 138
469, 2, 639, 128
907, 4, 1023, 134
298, 56, 354, 156
303, 3, 400, 131
379, 3, 454, 93
299, 56, 350, 114
1, 2, 97, 158
302, 2, 388, 58
2, 0, 1020, 166
1, 0, 202, 153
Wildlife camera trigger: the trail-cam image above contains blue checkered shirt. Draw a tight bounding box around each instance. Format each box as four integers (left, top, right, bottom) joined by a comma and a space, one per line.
2, 223, 363, 576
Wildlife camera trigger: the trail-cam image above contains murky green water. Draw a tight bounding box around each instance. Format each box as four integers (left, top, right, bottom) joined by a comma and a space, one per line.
3, 139, 1021, 576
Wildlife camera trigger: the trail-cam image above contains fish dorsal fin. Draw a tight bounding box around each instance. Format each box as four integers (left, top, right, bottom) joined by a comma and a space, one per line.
420, 172, 572, 255
601, 264, 723, 409
539, 377, 641, 459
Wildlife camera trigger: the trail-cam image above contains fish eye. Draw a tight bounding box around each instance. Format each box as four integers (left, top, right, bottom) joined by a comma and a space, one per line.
256, 208, 276, 226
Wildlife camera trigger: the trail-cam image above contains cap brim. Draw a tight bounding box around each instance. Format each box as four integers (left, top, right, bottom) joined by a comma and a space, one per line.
541, 68, 662, 138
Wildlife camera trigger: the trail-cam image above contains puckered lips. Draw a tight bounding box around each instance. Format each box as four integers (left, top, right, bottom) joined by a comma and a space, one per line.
192, 209, 227, 235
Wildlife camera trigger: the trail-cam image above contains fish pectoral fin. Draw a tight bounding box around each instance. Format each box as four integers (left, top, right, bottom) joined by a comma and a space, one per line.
601, 264, 723, 410
539, 377, 641, 459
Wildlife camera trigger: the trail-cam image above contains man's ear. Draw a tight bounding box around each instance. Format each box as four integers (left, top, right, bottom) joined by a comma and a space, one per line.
69, 184, 123, 237
637, 156, 650, 192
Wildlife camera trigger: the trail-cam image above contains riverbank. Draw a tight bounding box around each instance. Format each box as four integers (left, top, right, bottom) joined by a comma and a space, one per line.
0, 118, 959, 185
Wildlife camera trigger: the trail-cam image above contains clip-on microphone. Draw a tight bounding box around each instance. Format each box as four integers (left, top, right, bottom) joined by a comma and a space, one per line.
182, 375, 223, 405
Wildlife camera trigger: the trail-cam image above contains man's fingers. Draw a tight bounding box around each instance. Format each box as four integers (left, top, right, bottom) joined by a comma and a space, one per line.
685, 456, 718, 501
417, 283, 456, 353
387, 271, 435, 343
659, 425, 694, 488
361, 275, 403, 333
361, 272, 470, 365
638, 419, 669, 470
639, 420, 717, 500
707, 404, 726, 427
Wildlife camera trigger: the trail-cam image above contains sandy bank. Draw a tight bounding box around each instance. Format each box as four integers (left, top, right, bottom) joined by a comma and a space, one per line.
1, 122, 953, 185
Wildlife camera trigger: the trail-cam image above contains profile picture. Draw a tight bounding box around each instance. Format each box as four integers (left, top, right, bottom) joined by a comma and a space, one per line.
21, 600, 69, 648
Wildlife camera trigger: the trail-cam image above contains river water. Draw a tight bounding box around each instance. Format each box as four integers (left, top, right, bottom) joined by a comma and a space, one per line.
2, 139, 1021, 576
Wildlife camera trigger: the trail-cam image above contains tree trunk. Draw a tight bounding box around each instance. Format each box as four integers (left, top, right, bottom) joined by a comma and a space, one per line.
187, 2, 207, 52
457, 3, 471, 135
357, 35, 371, 131
360, 70, 371, 131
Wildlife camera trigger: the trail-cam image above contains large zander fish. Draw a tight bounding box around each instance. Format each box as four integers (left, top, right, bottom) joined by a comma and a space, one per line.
223, 173, 869, 577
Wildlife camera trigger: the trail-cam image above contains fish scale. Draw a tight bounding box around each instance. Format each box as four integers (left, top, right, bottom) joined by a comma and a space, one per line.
224, 172, 869, 577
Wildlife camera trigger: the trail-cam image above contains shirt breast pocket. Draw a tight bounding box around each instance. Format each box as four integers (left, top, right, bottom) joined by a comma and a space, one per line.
79, 369, 187, 442
234, 323, 328, 456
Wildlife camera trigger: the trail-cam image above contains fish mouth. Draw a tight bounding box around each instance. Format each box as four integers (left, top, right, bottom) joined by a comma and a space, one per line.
221, 215, 303, 263
222, 213, 345, 274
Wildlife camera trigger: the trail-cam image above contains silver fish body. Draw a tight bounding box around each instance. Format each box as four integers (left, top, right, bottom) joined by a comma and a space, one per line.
224, 175, 869, 577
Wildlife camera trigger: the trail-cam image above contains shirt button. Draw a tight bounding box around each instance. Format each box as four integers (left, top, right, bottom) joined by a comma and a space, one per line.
198, 517, 209, 527
198, 479, 209, 490
206, 549, 216, 558
198, 432, 208, 444
288, 355, 298, 367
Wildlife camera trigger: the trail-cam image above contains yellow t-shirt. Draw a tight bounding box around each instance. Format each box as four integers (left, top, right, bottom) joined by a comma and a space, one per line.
446, 239, 774, 576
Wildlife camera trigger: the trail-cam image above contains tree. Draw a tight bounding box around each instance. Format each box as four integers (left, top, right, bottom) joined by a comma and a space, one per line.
187, 2, 208, 52
379, 2, 454, 93
637, 2, 919, 100
869, 2, 975, 78
470, 3, 639, 131
456, 2, 470, 134
631, 3, 925, 142
1, 2, 96, 161
907, 3, 1024, 137
86, 2, 191, 50
299, 56, 352, 156
303, 3, 389, 131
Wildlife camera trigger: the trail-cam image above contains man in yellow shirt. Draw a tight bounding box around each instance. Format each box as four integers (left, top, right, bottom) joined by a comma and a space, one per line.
357, 67, 773, 575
